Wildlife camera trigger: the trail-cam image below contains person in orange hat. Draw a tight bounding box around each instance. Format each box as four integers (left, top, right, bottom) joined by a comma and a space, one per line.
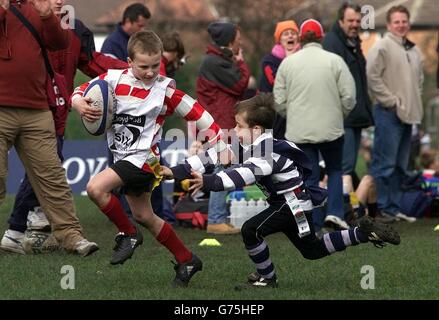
259, 20, 300, 140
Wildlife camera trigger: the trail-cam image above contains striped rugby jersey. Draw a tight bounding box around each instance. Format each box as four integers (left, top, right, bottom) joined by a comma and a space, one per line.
171, 132, 326, 205
72, 69, 225, 168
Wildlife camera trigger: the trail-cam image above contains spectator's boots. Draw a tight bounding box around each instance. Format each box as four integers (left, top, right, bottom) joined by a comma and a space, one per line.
74, 239, 99, 257
0, 230, 25, 254
395, 212, 417, 223
235, 273, 278, 291
374, 212, 398, 224
172, 253, 203, 288
324, 215, 350, 230
110, 226, 143, 265
27, 206, 51, 231
206, 223, 240, 235
358, 216, 401, 248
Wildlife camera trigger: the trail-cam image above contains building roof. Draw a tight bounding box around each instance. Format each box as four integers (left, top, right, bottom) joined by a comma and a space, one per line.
283, 0, 439, 30
68, 0, 219, 33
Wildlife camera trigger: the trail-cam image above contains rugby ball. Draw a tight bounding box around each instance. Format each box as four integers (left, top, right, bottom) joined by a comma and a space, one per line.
82, 79, 116, 136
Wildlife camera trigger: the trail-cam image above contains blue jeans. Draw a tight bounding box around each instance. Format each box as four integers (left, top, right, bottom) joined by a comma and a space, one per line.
342, 127, 362, 175
298, 136, 344, 230
8, 135, 64, 232
371, 105, 412, 214
208, 165, 229, 224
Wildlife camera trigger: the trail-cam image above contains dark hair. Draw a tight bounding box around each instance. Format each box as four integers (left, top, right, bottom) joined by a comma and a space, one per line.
386, 5, 410, 23
128, 30, 162, 60
420, 150, 436, 169
122, 3, 151, 24
337, 1, 362, 21
235, 93, 275, 129
300, 31, 322, 45
162, 31, 185, 59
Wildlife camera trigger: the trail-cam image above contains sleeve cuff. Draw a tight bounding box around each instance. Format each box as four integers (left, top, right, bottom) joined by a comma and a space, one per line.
171, 164, 192, 181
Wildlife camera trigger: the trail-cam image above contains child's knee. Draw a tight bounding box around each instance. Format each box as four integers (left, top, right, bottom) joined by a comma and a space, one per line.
133, 210, 155, 226
86, 180, 104, 202
241, 220, 257, 241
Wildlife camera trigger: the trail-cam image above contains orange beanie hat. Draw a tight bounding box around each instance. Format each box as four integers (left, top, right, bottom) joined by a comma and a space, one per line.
274, 20, 299, 43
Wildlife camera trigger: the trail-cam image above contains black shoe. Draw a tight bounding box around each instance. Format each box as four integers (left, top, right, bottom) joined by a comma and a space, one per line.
357, 216, 400, 248
247, 271, 261, 283
172, 254, 203, 287
235, 274, 278, 291
110, 226, 143, 265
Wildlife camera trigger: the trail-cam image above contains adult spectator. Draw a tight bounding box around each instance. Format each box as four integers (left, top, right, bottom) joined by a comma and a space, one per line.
0, 0, 128, 254
323, 2, 373, 178
366, 5, 423, 222
101, 2, 151, 61
259, 20, 300, 139
0, 0, 98, 256
274, 19, 356, 231
196, 21, 250, 234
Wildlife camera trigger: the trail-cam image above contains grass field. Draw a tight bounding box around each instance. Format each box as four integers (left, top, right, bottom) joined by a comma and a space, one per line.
1, 195, 439, 300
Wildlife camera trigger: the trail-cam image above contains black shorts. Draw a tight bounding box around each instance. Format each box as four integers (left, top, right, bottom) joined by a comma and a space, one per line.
111, 160, 159, 196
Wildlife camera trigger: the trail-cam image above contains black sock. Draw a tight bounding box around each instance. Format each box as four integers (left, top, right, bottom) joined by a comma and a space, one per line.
367, 203, 378, 217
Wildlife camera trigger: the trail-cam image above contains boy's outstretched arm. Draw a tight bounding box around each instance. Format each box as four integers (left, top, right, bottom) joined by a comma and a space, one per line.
162, 143, 235, 183
172, 156, 274, 194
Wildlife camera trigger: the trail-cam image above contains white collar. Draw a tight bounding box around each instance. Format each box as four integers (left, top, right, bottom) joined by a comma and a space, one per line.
127, 68, 156, 89
241, 131, 273, 151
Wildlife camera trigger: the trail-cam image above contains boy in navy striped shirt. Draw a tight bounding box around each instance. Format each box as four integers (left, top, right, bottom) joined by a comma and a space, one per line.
161, 93, 400, 290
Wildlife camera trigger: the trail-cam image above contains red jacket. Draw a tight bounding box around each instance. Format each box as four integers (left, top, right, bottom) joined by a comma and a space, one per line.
0, 1, 69, 110
196, 45, 250, 129
48, 19, 128, 135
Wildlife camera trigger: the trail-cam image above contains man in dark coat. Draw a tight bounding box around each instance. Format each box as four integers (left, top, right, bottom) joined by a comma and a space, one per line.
323, 2, 373, 181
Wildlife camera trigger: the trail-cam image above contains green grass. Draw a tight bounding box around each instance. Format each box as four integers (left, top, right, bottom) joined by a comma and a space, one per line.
1, 195, 439, 299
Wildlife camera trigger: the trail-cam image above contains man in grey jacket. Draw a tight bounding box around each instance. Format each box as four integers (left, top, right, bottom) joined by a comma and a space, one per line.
274, 19, 355, 231
366, 5, 423, 222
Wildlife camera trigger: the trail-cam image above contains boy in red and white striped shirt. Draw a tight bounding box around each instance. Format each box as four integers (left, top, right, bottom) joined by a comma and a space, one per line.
71, 30, 226, 287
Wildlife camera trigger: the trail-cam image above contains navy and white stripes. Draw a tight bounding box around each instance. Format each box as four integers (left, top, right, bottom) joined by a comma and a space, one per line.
322, 228, 368, 254
246, 241, 275, 279
172, 132, 312, 198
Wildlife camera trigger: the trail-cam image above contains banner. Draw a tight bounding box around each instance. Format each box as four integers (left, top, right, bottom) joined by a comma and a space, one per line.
6, 140, 187, 196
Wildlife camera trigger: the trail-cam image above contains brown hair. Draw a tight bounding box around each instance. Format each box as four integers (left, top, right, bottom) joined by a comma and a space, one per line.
162, 31, 185, 59
127, 30, 163, 60
235, 93, 275, 129
300, 31, 322, 45
386, 5, 410, 23
420, 150, 436, 169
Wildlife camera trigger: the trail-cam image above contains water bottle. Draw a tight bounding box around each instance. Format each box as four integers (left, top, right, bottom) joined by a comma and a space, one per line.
247, 199, 257, 218
229, 199, 239, 227
229, 198, 246, 228
256, 198, 266, 215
